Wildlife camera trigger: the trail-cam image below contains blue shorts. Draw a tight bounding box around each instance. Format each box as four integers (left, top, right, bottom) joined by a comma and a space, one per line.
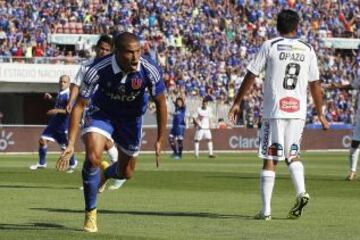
169, 125, 185, 140
41, 126, 68, 149
82, 107, 142, 157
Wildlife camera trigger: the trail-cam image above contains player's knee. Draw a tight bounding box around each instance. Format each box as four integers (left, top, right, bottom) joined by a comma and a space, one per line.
104, 140, 113, 151
86, 151, 102, 166
286, 157, 300, 165
262, 159, 277, 170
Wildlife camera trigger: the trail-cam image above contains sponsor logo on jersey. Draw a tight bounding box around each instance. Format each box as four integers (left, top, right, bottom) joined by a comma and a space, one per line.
261, 120, 270, 155
279, 97, 300, 113
277, 44, 293, 51
131, 78, 142, 90
267, 143, 283, 157
277, 45, 306, 52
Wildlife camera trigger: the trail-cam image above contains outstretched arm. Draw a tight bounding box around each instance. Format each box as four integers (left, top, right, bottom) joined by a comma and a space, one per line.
326, 83, 352, 91
47, 108, 67, 115
153, 93, 167, 168
310, 81, 329, 130
228, 71, 257, 124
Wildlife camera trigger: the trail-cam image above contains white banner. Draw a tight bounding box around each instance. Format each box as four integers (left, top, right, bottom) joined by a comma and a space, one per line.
320, 37, 360, 49
48, 33, 101, 45
0, 63, 80, 83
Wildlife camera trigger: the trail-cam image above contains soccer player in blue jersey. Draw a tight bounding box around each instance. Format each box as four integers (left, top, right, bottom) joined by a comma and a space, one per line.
169, 97, 186, 159
57, 32, 167, 232
67, 35, 125, 189
30, 75, 77, 172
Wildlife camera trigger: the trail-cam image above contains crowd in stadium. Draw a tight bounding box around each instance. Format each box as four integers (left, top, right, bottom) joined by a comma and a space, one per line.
0, 0, 359, 126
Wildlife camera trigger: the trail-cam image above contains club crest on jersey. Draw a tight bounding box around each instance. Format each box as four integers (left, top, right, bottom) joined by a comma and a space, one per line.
131, 78, 142, 90
279, 97, 300, 113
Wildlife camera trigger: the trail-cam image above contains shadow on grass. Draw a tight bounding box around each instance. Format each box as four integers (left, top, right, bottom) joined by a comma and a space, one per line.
0, 184, 77, 190
206, 175, 351, 182
31, 207, 253, 220
0, 222, 81, 231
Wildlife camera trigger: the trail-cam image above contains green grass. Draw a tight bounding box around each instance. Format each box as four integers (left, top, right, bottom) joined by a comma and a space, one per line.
0, 152, 359, 240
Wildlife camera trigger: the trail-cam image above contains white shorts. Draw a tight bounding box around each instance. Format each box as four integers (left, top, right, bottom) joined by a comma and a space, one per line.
194, 129, 212, 141
258, 119, 305, 161
352, 118, 360, 141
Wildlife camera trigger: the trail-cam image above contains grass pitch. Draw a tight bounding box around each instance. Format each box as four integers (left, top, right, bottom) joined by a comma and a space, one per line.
0, 152, 359, 240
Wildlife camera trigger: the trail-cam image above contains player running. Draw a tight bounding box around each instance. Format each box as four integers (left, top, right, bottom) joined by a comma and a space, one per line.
30, 75, 77, 172
57, 32, 167, 232
66, 35, 125, 188
228, 9, 329, 220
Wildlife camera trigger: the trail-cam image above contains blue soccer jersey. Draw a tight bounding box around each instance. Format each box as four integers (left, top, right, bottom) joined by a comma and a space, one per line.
172, 106, 186, 128
170, 106, 186, 139
41, 88, 70, 145
80, 54, 165, 119
47, 88, 70, 132
79, 54, 166, 156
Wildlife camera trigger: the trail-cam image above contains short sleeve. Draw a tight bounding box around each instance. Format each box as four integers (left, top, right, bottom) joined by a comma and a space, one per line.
308, 49, 320, 82
79, 67, 100, 99
72, 64, 85, 86
247, 42, 269, 76
144, 60, 166, 97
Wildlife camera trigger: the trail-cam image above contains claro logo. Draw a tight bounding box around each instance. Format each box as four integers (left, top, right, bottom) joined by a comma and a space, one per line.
229, 135, 259, 149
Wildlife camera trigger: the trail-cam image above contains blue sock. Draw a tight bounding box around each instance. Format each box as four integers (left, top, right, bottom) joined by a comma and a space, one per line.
104, 161, 120, 179
82, 161, 100, 211
69, 154, 76, 166
38, 145, 48, 165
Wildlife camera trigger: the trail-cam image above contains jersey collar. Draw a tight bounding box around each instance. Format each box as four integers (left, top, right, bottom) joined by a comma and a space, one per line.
59, 88, 69, 95
111, 54, 141, 74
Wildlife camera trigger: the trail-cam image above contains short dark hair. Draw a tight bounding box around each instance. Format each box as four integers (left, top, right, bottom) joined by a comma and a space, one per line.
175, 97, 184, 105
114, 32, 139, 51
96, 34, 113, 48
276, 9, 300, 35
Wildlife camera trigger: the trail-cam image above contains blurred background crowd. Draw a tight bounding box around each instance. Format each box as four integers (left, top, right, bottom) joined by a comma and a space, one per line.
0, 0, 359, 127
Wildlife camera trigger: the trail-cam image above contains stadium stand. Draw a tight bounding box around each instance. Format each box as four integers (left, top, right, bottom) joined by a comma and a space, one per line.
0, 0, 359, 126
